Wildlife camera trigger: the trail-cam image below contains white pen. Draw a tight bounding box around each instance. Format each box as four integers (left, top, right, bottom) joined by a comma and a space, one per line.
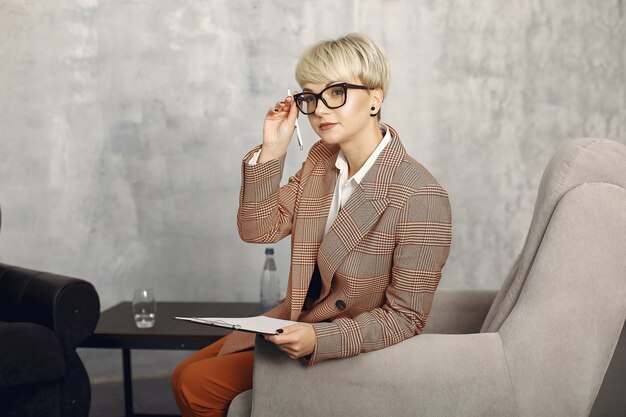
287, 89, 304, 150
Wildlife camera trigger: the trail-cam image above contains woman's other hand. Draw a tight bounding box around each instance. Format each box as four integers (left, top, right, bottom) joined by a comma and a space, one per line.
259, 94, 299, 163
263, 322, 316, 359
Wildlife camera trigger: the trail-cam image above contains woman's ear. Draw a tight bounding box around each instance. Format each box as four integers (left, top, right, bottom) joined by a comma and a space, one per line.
371, 88, 384, 108
370, 88, 384, 117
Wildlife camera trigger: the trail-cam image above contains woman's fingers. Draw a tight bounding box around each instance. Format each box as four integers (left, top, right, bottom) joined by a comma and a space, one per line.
277, 96, 294, 113
262, 323, 315, 359
266, 97, 294, 118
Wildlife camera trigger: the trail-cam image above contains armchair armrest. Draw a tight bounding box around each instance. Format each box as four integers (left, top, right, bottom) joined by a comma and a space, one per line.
250, 333, 517, 417
423, 288, 497, 334
0, 263, 100, 349
0, 321, 65, 388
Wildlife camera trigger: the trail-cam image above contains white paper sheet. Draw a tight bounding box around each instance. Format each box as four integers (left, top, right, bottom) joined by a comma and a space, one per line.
172, 315, 297, 335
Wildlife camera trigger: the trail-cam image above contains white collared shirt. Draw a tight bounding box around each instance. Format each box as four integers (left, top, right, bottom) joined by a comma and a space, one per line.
248, 124, 391, 236
323, 125, 390, 235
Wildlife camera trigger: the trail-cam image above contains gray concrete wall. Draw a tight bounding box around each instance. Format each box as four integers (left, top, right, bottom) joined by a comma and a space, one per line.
1, 0, 624, 380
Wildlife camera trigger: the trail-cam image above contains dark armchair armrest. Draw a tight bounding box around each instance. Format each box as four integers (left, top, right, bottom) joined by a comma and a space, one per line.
0, 321, 65, 388
0, 263, 100, 349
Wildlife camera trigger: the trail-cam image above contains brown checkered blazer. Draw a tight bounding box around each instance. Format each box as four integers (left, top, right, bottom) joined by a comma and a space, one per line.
220, 125, 452, 366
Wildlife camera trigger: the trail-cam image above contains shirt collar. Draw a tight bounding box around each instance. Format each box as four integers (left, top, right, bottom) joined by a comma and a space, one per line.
335, 124, 390, 184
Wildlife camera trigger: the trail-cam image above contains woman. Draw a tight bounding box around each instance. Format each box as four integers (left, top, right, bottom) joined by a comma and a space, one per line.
172, 33, 451, 417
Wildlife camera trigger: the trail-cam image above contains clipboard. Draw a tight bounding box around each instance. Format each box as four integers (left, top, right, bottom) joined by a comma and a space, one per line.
172, 315, 297, 335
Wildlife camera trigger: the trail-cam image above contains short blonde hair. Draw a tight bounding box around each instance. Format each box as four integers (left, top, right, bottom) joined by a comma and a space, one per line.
295, 33, 391, 99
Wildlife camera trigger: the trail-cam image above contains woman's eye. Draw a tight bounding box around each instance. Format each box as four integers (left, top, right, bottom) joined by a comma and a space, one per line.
298, 95, 315, 104
330, 87, 344, 96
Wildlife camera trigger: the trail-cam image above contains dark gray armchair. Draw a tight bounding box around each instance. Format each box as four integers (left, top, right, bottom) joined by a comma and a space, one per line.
0, 207, 100, 417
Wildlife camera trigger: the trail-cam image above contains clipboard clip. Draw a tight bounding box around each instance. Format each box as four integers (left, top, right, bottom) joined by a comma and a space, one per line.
197, 318, 241, 330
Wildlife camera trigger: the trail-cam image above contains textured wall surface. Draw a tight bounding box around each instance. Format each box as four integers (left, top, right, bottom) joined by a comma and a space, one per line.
1, 0, 624, 379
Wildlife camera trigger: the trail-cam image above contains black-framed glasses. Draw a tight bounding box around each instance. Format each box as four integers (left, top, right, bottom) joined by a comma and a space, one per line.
293, 83, 370, 115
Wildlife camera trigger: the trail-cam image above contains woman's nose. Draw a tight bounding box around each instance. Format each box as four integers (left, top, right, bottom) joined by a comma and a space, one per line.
314, 99, 331, 116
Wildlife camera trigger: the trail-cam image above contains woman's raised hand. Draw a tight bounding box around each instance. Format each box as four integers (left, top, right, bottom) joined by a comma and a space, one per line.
258, 94, 299, 163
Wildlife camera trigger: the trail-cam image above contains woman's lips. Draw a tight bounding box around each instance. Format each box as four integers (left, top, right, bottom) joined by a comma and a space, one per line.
319, 122, 337, 131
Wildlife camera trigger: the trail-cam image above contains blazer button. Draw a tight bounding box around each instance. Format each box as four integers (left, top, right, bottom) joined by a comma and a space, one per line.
335, 300, 346, 311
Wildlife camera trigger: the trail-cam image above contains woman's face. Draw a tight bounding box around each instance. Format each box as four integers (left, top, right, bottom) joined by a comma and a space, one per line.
301, 78, 378, 148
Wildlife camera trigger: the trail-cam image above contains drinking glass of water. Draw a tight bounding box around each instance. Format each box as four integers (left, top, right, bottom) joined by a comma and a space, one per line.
132, 288, 156, 328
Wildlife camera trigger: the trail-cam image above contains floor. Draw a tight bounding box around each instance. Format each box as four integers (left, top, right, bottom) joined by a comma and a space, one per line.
90, 376, 180, 417
89, 325, 626, 417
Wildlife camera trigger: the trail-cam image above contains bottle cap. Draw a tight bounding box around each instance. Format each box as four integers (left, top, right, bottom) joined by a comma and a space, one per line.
265, 247, 274, 255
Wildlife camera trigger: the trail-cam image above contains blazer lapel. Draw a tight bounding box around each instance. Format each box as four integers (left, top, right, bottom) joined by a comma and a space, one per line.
288, 145, 338, 320
317, 126, 406, 296
317, 189, 389, 297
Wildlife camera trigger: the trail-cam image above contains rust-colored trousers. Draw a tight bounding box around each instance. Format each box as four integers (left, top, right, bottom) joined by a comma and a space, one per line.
171, 336, 254, 417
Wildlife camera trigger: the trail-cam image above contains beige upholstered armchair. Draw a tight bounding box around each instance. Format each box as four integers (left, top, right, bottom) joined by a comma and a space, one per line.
228, 138, 626, 417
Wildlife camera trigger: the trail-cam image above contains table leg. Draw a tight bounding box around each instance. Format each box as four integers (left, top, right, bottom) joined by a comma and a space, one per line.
121, 348, 181, 417
123, 348, 134, 417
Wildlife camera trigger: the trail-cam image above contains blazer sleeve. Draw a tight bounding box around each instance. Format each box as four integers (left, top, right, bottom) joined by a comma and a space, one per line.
309, 185, 452, 365
237, 146, 304, 244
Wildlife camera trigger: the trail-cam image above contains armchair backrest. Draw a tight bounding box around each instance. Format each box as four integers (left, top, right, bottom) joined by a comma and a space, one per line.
479, 138, 626, 416
481, 138, 626, 333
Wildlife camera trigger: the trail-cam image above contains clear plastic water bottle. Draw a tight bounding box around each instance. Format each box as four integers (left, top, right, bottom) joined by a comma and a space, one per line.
260, 247, 280, 311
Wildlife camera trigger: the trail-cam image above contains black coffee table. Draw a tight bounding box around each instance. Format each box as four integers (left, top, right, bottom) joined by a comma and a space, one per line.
82, 301, 261, 417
